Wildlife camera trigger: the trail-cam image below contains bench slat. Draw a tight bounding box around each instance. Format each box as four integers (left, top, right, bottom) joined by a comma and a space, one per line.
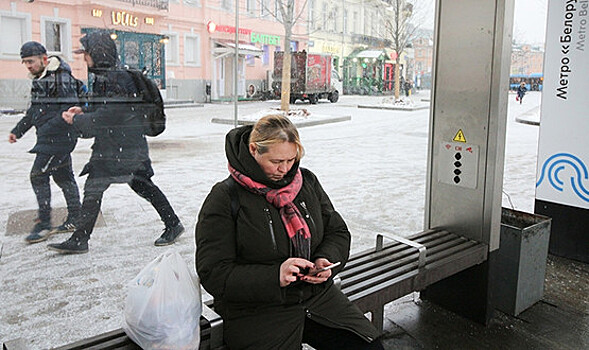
342, 240, 479, 297
344, 230, 450, 268
341, 235, 473, 289
341, 233, 456, 277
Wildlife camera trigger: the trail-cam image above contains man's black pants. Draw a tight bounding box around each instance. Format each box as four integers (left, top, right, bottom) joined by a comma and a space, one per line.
73, 172, 180, 240
30, 153, 81, 224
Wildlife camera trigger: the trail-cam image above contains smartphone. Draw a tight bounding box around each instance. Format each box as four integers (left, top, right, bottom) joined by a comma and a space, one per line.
307, 262, 341, 276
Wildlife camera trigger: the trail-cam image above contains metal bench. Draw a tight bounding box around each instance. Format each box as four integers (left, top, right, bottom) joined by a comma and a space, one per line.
45, 303, 224, 350
338, 229, 488, 332
7, 230, 487, 349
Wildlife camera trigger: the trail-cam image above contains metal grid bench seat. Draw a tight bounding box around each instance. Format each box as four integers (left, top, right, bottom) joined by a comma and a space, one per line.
49, 303, 224, 350
338, 229, 488, 331
9, 230, 488, 349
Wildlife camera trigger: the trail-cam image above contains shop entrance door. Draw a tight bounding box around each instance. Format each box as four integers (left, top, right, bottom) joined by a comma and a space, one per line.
384, 63, 394, 91
213, 55, 246, 100
81, 29, 166, 88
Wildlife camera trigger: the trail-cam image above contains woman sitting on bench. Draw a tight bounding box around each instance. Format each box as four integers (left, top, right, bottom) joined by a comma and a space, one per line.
195, 115, 383, 349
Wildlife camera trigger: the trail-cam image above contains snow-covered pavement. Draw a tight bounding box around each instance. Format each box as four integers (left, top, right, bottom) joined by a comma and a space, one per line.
0, 91, 542, 348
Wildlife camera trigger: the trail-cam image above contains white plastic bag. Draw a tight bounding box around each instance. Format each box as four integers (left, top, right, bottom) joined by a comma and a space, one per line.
123, 250, 202, 350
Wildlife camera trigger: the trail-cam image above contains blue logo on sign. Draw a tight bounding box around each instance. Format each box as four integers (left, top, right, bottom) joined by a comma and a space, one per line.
536, 153, 589, 202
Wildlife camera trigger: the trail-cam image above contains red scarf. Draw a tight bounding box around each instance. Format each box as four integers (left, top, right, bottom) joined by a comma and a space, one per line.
228, 164, 311, 259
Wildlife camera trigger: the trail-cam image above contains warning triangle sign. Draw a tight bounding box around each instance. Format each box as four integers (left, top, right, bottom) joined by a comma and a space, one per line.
453, 129, 467, 143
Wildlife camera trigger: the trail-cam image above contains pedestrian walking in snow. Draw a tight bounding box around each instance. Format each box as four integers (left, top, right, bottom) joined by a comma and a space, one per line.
517, 81, 527, 104
195, 115, 384, 349
48, 32, 184, 254
8, 41, 83, 243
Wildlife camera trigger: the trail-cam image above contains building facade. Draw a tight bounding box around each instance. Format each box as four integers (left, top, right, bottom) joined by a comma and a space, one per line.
510, 43, 544, 75
412, 35, 433, 89
306, 0, 413, 95
0, 0, 308, 108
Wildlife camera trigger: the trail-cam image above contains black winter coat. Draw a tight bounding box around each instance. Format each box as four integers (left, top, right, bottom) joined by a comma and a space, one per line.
73, 68, 152, 180
11, 56, 82, 155
195, 126, 380, 349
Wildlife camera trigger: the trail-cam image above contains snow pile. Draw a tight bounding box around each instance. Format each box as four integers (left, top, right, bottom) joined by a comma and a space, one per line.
240, 107, 311, 122
380, 96, 416, 107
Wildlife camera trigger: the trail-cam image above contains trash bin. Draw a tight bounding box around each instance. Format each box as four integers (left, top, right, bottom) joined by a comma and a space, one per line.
493, 208, 551, 316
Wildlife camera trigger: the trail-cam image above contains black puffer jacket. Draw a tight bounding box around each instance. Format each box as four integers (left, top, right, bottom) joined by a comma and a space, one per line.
11, 56, 82, 154
195, 126, 380, 350
72, 32, 152, 180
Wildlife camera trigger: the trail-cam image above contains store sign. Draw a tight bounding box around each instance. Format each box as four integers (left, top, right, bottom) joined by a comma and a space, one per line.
145, 17, 155, 25
536, 0, 589, 209
250, 32, 280, 46
111, 11, 139, 27
92, 9, 103, 18
322, 43, 340, 54
207, 21, 280, 46
207, 22, 252, 35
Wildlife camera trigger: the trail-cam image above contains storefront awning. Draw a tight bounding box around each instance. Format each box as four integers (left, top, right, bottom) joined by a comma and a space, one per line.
356, 50, 389, 60
213, 41, 264, 58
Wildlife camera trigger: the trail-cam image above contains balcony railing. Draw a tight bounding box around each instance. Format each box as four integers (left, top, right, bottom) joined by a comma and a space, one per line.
115, 0, 169, 10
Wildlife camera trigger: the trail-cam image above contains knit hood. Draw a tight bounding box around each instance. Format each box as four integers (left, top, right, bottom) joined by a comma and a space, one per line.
225, 125, 300, 189
79, 32, 118, 71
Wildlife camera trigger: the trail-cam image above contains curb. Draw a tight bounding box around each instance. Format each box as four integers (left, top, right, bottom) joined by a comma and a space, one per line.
211, 115, 352, 128
357, 104, 430, 111
515, 116, 540, 126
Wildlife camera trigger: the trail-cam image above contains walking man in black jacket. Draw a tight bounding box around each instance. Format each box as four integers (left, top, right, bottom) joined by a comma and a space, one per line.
9, 41, 82, 243
48, 32, 184, 254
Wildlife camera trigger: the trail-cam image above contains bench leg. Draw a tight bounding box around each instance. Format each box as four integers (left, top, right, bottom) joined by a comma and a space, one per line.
371, 307, 384, 333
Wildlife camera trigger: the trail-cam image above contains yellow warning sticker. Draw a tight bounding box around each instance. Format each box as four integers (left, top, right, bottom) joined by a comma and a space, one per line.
453, 129, 467, 143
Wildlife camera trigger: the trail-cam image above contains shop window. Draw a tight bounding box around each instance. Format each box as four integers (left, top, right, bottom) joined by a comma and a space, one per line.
184, 34, 201, 66
309, 2, 315, 30
275, 0, 283, 22
221, 0, 232, 11
183, 0, 200, 6
262, 45, 270, 65
260, 0, 270, 18
246, 55, 255, 66
0, 10, 31, 60
247, 0, 256, 15
164, 32, 179, 66
41, 17, 71, 59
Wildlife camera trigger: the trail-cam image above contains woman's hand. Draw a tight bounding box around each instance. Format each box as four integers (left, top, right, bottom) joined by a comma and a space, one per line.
279, 258, 314, 287
300, 258, 333, 284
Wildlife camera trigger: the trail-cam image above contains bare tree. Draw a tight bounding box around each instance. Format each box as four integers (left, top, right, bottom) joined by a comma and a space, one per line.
380, 0, 427, 100
259, 0, 309, 112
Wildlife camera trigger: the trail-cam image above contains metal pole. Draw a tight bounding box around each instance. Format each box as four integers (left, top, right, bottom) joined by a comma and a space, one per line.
341, 0, 344, 74
234, 0, 239, 127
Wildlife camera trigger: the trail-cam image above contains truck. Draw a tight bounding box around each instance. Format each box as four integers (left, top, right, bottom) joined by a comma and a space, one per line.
272, 51, 342, 104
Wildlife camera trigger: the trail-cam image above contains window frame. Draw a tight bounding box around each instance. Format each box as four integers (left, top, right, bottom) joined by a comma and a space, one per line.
40, 15, 72, 60
163, 31, 180, 66
0, 9, 32, 60
184, 33, 201, 67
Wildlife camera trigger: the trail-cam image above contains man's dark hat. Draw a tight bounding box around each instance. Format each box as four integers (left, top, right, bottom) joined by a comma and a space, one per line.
20, 41, 47, 59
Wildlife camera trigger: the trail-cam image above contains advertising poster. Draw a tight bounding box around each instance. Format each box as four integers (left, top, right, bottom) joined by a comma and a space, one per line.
536, 0, 589, 209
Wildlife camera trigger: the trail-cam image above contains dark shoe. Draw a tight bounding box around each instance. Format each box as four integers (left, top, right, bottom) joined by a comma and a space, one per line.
47, 237, 89, 254
50, 219, 76, 234
154, 222, 185, 246
25, 221, 52, 244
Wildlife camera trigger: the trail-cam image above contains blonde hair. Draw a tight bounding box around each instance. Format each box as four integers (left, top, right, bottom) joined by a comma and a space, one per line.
249, 114, 305, 161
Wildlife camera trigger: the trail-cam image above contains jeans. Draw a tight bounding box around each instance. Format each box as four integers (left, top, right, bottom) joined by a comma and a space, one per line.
73, 171, 180, 240
30, 153, 81, 223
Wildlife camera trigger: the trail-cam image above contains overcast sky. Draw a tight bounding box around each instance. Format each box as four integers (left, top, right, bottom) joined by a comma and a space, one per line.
513, 0, 549, 44
421, 0, 549, 45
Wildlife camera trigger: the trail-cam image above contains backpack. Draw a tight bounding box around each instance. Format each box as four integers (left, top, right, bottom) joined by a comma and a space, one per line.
126, 69, 166, 137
